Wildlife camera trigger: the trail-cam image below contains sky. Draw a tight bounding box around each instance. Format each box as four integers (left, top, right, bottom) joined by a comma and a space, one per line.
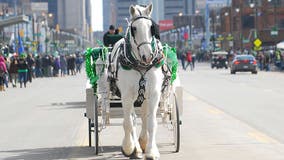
91, 0, 103, 31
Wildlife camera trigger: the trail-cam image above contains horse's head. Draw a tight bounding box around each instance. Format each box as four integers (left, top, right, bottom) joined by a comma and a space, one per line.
128, 4, 159, 65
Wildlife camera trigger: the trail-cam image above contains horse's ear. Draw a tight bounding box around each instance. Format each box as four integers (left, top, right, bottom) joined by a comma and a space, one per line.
129, 5, 136, 18
145, 3, 153, 16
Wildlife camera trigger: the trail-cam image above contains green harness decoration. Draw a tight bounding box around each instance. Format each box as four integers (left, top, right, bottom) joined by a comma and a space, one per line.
85, 46, 108, 94
162, 44, 178, 84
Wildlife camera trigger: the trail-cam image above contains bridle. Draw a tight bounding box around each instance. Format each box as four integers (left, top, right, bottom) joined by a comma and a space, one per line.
128, 15, 160, 64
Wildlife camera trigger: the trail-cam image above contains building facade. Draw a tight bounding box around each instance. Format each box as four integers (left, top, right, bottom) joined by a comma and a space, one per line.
103, 0, 117, 31
164, 0, 196, 19
220, 0, 284, 49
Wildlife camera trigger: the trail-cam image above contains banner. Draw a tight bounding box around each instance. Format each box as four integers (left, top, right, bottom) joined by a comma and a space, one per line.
18, 32, 24, 55
159, 20, 174, 31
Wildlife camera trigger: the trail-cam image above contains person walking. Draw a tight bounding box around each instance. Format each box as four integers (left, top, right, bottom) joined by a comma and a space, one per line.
75, 54, 84, 73
35, 55, 43, 77
192, 53, 196, 70
0, 55, 8, 91
60, 55, 67, 76
53, 56, 61, 77
185, 50, 193, 71
3, 56, 9, 88
17, 54, 29, 88
180, 48, 186, 70
9, 57, 18, 87
26, 54, 35, 82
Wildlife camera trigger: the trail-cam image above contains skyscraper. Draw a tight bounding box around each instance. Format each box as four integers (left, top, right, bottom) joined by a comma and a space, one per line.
137, 0, 164, 22
116, 0, 138, 31
164, 0, 195, 19
57, 0, 87, 34
103, 0, 117, 31
103, 0, 138, 32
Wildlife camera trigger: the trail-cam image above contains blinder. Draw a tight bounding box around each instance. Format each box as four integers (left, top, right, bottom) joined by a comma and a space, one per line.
130, 16, 160, 40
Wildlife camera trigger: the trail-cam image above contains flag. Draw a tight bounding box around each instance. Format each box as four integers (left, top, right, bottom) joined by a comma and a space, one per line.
18, 32, 24, 55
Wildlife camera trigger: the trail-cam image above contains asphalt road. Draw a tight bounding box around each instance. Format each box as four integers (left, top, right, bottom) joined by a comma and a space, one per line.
0, 64, 284, 160
184, 63, 284, 143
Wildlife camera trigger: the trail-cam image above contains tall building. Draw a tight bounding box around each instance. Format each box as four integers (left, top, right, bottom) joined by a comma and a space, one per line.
103, 0, 117, 31
25, 0, 58, 27
137, 0, 164, 22
115, 0, 138, 32
103, 0, 138, 33
57, 0, 87, 34
164, 0, 196, 20
102, 0, 198, 32
85, 0, 92, 27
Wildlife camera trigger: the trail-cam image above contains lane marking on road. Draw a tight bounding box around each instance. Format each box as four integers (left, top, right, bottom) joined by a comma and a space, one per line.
248, 131, 279, 144
183, 91, 198, 101
207, 108, 224, 115
74, 120, 89, 147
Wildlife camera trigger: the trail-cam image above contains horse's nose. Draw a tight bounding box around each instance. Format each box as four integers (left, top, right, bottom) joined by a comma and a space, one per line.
142, 55, 147, 63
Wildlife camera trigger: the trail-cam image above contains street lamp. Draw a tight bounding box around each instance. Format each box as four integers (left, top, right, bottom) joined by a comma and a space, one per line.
267, 0, 277, 28
268, 0, 278, 51
250, 1, 258, 38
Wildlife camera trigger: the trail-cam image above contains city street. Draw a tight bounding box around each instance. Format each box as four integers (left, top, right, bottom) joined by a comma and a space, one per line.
1, 63, 284, 160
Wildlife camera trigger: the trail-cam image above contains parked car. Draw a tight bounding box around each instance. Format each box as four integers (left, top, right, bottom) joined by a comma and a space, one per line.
230, 55, 257, 74
211, 51, 228, 69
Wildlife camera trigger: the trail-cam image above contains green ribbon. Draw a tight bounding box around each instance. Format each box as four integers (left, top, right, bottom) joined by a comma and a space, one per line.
162, 44, 178, 84
85, 46, 108, 94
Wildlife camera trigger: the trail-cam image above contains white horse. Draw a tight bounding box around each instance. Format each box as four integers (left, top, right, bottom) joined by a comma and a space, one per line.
109, 4, 167, 159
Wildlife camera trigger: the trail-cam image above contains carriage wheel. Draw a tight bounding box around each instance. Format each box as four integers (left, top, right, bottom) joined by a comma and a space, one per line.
94, 95, 99, 155
171, 93, 180, 153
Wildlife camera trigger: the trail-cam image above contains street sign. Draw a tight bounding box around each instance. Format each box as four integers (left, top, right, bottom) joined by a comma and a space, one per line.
243, 39, 250, 43
226, 35, 234, 41
271, 26, 278, 36
271, 30, 278, 36
254, 46, 262, 51
254, 38, 262, 47
217, 36, 224, 41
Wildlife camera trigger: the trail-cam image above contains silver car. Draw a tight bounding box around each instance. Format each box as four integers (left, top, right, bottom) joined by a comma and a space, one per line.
230, 55, 257, 74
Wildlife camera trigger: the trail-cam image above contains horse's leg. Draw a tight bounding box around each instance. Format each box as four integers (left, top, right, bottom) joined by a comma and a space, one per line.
139, 103, 148, 153
121, 97, 143, 158
145, 92, 160, 159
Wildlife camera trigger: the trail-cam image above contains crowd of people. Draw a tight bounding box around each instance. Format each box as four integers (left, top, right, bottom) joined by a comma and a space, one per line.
0, 52, 84, 92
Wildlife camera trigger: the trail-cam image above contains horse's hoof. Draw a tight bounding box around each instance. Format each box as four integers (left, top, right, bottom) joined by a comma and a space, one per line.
139, 138, 147, 153
121, 147, 143, 159
145, 157, 158, 160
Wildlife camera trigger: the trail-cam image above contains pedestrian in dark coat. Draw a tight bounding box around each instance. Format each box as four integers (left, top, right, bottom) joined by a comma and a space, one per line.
17, 54, 29, 88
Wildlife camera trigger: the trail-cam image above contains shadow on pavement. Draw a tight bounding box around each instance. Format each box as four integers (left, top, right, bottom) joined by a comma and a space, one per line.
37, 101, 86, 109
0, 145, 130, 160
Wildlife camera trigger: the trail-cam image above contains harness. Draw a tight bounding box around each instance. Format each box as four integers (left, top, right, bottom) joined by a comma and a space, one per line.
117, 15, 164, 107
